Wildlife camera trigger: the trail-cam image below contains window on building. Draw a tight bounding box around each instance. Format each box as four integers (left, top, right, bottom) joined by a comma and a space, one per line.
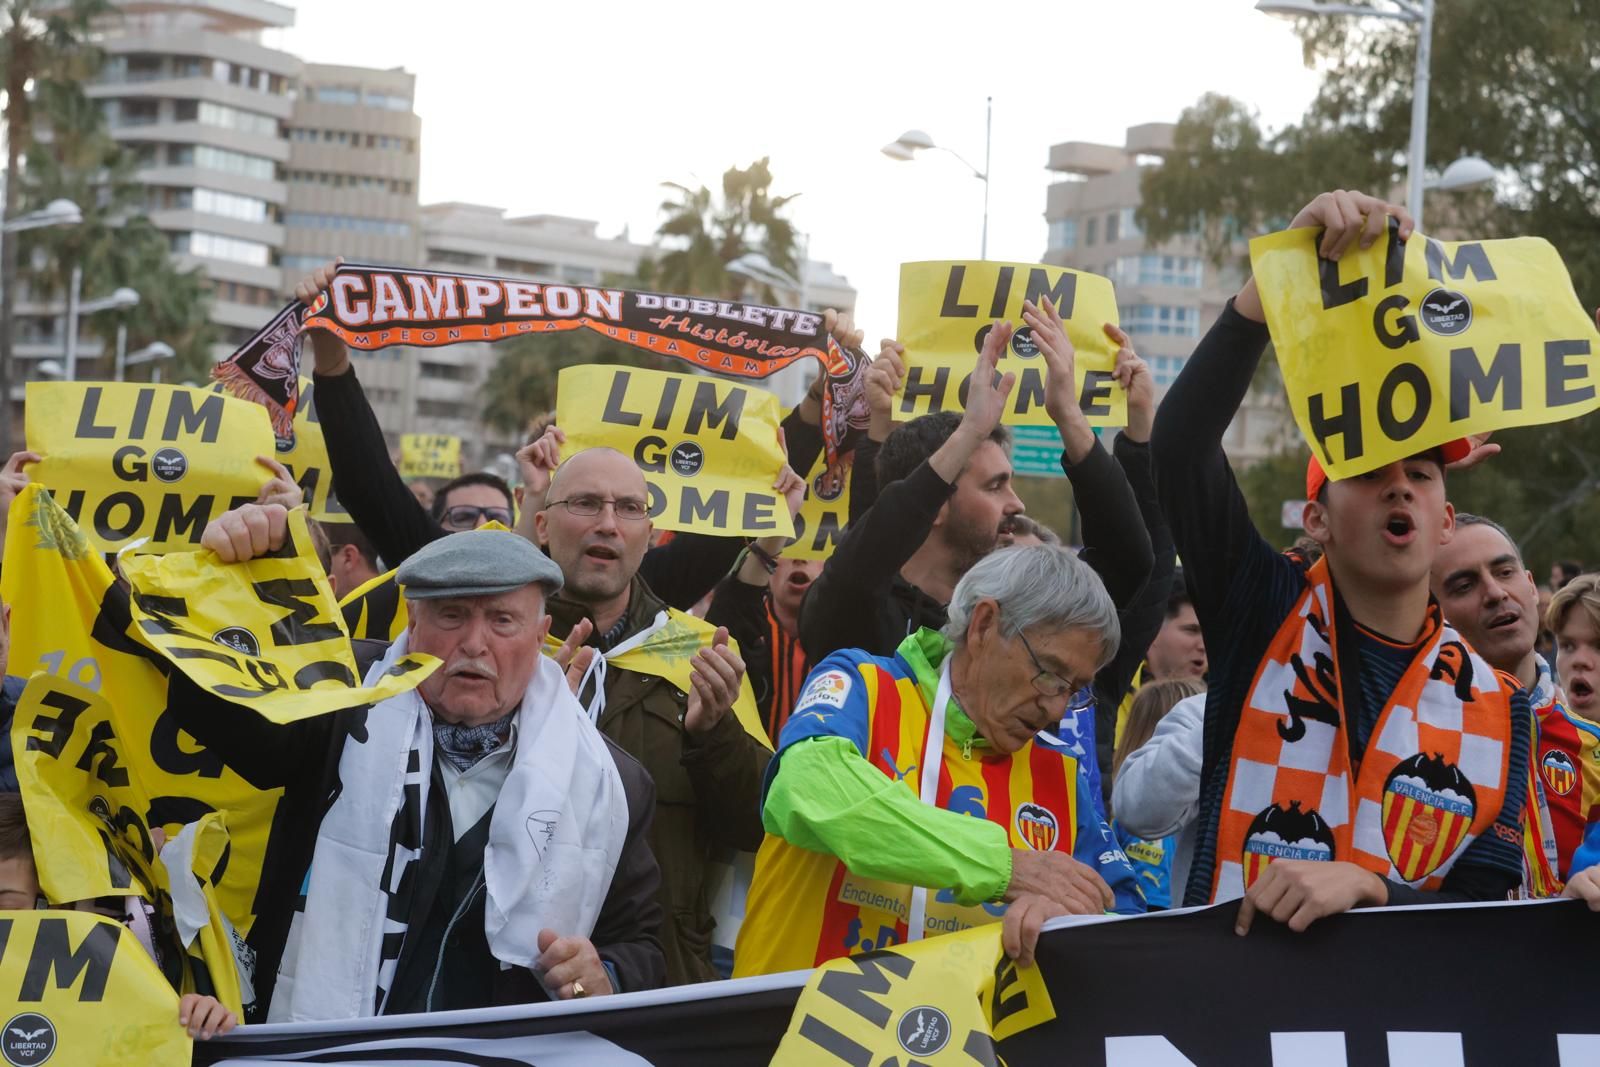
283, 212, 413, 238
1118, 303, 1199, 338
311, 85, 361, 105
1110, 254, 1204, 288
1105, 211, 1120, 244
193, 187, 270, 223
124, 54, 164, 82
1084, 216, 1099, 246
177, 99, 278, 137
432, 249, 487, 268
417, 398, 476, 419
1048, 218, 1078, 251
176, 231, 272, 266
363, 90, 413, 111
1149, 354, 1186, 388
419, 362, 475, 382
1120, 207, 1141, 241
184, 144, 278, 181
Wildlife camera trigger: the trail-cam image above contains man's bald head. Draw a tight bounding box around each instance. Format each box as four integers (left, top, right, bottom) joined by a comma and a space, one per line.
536, 446, 654, 609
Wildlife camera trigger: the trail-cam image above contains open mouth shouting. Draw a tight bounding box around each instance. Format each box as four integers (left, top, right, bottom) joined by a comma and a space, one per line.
1382, 509, 1417, 548
583, 542, 621, 566
1484, 609, 1521, 634
1569, 674, 1596, 708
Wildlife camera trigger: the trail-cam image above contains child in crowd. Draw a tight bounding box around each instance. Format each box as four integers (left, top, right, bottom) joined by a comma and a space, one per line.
1110, 678, 1206, 909
1550, 575, 1600, 721
0, 793, 238, 1040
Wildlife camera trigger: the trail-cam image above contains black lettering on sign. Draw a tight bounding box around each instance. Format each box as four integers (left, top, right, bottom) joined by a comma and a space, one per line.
816, 950, 915, 1029
93, 492, 144, 542
987, 266, 1014, 318
990, 954, 1030, 1033
1383, 216, 1407, 289
900, 366, 949, 413
1373, 295, 1419, 350
129, 386, 155, 438
1013, 367, 1046, 415
645, 482, 667, 519
149, 709, 226, 779
111, 444, 148, 481
809, 512, 844, 554
634, 436, 667, 473
797, 1013, 872, 1067
207, 658, 290, 699
741, 493, 778, 532
683, 381, 744, 441
132, 593, 211, 645
651, 376, 682, 432
252, 577, 344, 647
23, 687, 91, 758
76, 720, 130, 788
1545, 340, 1595, 407
1079, 370, 1115, 417
293, 659, 357, 688
19, 917, 118, 1003
601, 371, 642, 427
1450, 343, 1522, 421
93, 821, 133, 891
1376, 363, 1430, 443
1024, 267, 1078, 318
680, 486, 728, 528
153, 493, 213, 544
0, 918, 10, 965
162, 389, 224, 443
1426, 239, 1497, 284
940, 266, 979, 318
74, 386, 118, 439
1319, 249, 1368, 310
1308, 382, 1364, 462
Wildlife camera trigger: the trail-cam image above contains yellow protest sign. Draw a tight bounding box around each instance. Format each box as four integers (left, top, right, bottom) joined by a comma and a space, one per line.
542, 608, 773, 752
0, 912, 190, 1067
14, 674, 246, 1014
400, 434, 462, 480
787, 450, 851, 561
236, 376, 346, 523
556, 364, 794, 538
1, 484, 281, 936
771, 923, 1055, 1064
1251, 222, 1600, 480
118, 508, 438, 724
26, 382, 275, 552
896, 260, 1127, 428
338, 567, 408, 643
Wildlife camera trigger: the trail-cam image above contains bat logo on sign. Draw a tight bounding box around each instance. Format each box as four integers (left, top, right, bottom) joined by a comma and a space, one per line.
1419, 287, 1473, 337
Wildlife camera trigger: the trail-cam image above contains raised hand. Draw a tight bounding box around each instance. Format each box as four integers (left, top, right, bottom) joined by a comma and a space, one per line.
254, 454, 305, 510
1106, 323, 1154, 444
865, 341, 907, 443
293, 256, 351, 375
683, 626, 746, 735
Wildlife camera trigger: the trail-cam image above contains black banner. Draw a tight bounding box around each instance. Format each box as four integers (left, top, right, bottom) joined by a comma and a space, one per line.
199, 900, 1599, 1066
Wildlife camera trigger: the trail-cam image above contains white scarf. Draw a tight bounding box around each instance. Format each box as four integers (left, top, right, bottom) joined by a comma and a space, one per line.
270, 633, 628, 1022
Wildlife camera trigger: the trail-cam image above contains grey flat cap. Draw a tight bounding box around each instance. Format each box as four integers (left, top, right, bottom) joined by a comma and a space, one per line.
396, 529, 564, 600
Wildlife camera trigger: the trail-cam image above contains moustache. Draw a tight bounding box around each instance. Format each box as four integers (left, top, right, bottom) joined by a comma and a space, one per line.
445, 659, 499, 682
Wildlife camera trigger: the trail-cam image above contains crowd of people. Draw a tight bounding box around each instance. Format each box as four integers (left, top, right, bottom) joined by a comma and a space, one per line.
3, 187, 1599, 1038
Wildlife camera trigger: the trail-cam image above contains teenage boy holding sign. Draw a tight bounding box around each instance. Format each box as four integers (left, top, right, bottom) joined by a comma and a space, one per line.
1151, 190, 1531, 929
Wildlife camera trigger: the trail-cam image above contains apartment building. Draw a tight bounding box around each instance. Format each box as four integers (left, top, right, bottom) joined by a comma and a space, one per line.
1043, 123, 1292, 465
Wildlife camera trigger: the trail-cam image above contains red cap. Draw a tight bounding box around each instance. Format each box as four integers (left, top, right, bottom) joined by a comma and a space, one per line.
1305, 439, 1473, 501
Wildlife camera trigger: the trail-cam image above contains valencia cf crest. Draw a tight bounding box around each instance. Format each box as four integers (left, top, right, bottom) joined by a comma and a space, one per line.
1242, 801, 1335, 888
1383, 753, 1476, 882
1542, 750, 1578, 797
1015, 802, 1059, 851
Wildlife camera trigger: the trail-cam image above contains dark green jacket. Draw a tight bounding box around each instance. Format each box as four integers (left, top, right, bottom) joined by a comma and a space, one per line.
550, 574, 769, 984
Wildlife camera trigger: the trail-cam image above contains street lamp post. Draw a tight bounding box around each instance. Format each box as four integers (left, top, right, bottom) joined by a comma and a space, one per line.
118, 340, 174, 383
0, 198, 82, 447
63, 275, 139, 381
1254, 0, 1488, 231
883, 96, 993, 259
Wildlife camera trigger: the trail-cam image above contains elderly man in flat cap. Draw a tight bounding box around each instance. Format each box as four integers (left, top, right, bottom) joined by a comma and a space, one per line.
165, 501, 664, 1023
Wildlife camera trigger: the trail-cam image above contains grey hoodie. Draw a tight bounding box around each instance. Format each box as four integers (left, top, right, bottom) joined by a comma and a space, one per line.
1112, 692, 1205, 898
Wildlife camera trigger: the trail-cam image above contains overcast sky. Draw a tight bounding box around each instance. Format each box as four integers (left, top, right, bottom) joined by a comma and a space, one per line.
274, 0, 1323, 331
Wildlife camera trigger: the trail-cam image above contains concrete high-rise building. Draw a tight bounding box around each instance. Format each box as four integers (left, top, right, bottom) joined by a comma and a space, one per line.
88, 0, 300, 361
1043, 123, 1291, 465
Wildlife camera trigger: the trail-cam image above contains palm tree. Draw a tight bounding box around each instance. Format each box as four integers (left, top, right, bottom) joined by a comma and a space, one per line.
0, 0, 110, 443
653, 157, 800, 302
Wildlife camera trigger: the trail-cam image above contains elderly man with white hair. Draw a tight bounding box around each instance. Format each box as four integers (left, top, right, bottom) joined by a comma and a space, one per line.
734, 544, 1144, 977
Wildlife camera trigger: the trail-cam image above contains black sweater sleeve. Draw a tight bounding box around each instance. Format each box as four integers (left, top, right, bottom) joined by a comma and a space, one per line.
1148, 301, 1279, 623
161, 668, 338, 793
314, 369, 445, 568
638, 534, 742, 611
1067, 437, 1153, 610
848, 437, 881, 525
798, 460, 954, 664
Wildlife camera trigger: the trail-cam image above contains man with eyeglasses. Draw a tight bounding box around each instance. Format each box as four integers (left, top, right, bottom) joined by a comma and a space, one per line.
432, 472, 517, 532
734, 544, 1143, 978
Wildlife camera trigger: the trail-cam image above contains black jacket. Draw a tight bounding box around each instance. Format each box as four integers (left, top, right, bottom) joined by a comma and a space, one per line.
798, 435, 1155, 664
165, 641, 665, 1019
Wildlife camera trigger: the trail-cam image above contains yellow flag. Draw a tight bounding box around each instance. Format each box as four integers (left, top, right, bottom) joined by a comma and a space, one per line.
0, 912, 190, 1066
338, 567, 408, 643
556, 364, 793, 538
26, 382, 274, 552
1, 484, 279, 935
118, 508, 439, 724
400, 433, 463, 480
545, 608, 773, 752
13, 673, 246, 1014
896, 260, 1127, 428
787, 450, 851, 562
1250, 223, 1600, 480
771, 924, 1055, 1064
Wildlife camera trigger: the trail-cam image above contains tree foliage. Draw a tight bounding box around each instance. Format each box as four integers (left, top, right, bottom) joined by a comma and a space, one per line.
653, 157, 799, 302
1141, 0, 1600, 573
